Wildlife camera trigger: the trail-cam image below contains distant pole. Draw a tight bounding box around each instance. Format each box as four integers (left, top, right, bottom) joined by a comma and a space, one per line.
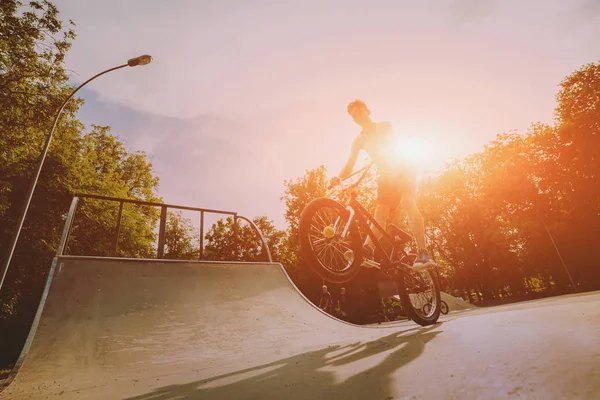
544, 224, 577, 292
0, 55, 153, 293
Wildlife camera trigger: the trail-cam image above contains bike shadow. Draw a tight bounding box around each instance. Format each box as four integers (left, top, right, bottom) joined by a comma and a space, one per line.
125, 325, 442, 400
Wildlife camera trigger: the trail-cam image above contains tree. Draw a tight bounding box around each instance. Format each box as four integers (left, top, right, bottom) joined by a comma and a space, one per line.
63, 125, 161, 259
554, 61, 600, 288
203, 215, 287, 263
1, 0, 79, 321
0, 1, 162, 370
417, 118, 589, 300
1, 0, 77, 219
164, 210, 199, 260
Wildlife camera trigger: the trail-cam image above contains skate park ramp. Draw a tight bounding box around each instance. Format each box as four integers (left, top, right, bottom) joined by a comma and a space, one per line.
0, 255, 401, 399
440, 291, 477, 311
1, 255, 599, 400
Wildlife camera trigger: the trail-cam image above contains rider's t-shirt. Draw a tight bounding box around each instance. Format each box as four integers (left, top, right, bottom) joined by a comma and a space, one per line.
354, 122, 411, 175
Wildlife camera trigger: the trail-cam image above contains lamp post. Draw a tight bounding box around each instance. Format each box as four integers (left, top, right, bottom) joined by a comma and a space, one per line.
0, 55, 153, 292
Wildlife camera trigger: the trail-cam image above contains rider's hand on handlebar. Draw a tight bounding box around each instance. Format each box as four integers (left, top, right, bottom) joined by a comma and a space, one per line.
329, 176, 341, 189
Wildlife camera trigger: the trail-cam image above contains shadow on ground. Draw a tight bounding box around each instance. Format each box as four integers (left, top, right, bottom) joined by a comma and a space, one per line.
126, 325, 441, 400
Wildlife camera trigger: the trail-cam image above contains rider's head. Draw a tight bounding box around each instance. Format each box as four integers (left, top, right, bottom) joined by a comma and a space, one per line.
322, 285, 328, 293
347, 99, 372, 127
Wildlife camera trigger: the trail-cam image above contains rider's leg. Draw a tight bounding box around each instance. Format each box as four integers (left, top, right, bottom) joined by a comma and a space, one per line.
401, 196, 426, 250
363, 203, 390, 250
401, 195, 433, 269
364, 173, 399, 252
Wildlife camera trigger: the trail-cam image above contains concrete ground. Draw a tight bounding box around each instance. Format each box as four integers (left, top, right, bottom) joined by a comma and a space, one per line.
1, 256, 598, 399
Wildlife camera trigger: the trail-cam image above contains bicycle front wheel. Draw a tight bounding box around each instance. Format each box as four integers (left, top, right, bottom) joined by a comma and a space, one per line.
298, 197, 363, 283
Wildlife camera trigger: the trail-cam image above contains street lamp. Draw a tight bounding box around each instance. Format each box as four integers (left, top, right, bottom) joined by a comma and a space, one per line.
0, 55, 153, 292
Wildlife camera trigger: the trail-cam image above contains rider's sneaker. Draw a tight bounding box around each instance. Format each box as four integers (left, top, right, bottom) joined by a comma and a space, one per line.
412, 249, 434, 271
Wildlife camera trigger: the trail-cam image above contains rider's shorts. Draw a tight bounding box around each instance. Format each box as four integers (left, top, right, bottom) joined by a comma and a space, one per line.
377, 166, 418, 209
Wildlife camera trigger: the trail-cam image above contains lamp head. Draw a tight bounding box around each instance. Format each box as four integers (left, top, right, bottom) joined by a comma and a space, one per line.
127, 55, 152, 67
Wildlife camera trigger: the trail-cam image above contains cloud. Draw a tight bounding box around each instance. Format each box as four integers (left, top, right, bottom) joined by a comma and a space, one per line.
54, 0, 600, 231
75, 88, 294, 227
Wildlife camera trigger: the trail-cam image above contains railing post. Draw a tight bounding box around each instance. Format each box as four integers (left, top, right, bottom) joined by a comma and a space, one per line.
112, 201, 124, 257
157, 206, 167, 258
199, 211, 204, 260
233, 215, 239, 261
57, 197, 80, 256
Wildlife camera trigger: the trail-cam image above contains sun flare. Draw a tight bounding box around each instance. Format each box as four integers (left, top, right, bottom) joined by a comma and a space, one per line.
394, 136, 433, 165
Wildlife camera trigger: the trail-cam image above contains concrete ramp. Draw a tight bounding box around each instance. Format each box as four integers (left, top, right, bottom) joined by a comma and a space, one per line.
440, 292, 477, 311
0, 256, 399, 399
2, 256, 599, 399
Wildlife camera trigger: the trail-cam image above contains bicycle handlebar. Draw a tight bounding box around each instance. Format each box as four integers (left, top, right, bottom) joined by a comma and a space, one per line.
328, 161, 375, 192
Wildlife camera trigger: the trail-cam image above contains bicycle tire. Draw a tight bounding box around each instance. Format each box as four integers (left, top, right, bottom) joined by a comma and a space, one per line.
396, 254, 441, 326
440, 300, 449, 315
298, 197, 363, 283
423, 300, 448, 315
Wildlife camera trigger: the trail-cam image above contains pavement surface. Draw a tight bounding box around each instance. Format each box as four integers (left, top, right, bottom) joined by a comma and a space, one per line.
0, 255, 599, 399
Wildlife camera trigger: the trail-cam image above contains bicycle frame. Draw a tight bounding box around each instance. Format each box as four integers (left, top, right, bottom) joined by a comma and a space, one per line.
347, 195, 400, 266
332, 163, 413, 273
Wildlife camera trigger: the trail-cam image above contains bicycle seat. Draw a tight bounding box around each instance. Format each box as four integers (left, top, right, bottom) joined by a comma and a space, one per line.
387, 224, 413, 244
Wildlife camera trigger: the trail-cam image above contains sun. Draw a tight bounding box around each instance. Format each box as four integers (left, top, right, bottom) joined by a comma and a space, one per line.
393, 136, 434, 166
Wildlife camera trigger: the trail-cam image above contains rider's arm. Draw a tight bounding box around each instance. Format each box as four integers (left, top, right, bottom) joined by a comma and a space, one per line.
338, 137, 361, 180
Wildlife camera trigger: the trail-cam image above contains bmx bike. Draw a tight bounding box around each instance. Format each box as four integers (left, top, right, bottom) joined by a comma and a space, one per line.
298, 162, 441, 326
423, 299, 448, 315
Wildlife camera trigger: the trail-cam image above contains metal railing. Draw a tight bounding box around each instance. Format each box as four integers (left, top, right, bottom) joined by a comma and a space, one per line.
57, 193, 272, 262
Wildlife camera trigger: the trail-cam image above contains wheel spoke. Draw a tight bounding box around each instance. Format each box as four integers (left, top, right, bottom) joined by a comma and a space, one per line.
304, 203, 357, 274
401, 269, 438, 320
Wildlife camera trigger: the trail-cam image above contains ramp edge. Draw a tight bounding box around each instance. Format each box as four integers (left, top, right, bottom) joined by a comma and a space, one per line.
0, 257, 59, 392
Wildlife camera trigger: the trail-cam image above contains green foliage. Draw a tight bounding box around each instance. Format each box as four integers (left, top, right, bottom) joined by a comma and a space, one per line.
1, 0, 77, 214
164, 210, 199, 260
0, 1, 161, 325
1, 0, 80, 319
64, 126, 161, 258
204, 216, 287, 264
417, 62, 600, 298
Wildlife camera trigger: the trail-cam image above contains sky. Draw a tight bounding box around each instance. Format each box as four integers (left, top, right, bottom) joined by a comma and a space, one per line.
52, 0, 600, 230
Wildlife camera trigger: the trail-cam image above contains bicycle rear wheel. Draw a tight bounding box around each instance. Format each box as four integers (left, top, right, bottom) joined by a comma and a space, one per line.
396, 253, 441, 326
298, 197, 363, 283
